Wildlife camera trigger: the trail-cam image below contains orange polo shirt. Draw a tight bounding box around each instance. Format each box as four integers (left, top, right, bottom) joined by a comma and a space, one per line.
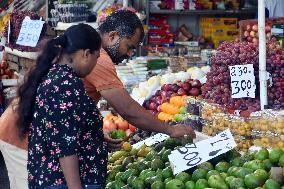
0, 48, 124, 150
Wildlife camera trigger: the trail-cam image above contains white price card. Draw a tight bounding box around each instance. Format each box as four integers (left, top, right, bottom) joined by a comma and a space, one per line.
16, 16, 44, 47
229, 64, 256, 98
132, 133, 170, 149
168, 129, 237, 175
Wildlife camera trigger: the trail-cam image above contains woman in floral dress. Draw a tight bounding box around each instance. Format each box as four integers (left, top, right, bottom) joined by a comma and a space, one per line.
16, 24, 105, 189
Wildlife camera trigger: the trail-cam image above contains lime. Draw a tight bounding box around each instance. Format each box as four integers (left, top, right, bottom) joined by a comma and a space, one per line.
165, 179, 185, 189
244, 174, 265, 189
255, 148, 269, 160
195, 179, 209, 189
185, 181, 195, 189
191, 168, 207, 182
264, 179, 281, 189
215, 162, 230, 173
175, 172, 191, 183
269, 148, 284, 163
254, 169, 269, 181
151, 181, 165, 189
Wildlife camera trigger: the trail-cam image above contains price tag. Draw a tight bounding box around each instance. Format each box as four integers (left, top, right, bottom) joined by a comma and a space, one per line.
16, 16, 44, 47
229, 64, 256, 98
132, 133, 170, 149
168, 129, 236, 175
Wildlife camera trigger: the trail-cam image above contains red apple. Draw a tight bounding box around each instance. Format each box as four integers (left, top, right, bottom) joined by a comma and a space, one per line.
177, 88, 186, 96
252, 24, 258, 32
265, 25, 271, 32
191, 80, 202, 88
246, 24, 252, 31
250, 31, 256, 37
244, 31, 249, 37
189, 88, 200, 96
182, 82, 191, 91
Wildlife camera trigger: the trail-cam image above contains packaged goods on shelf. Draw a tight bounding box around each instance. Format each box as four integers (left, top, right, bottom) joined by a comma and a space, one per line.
200, 17, 238, 47
185, 96, 201, 116
168, 56, 187, 72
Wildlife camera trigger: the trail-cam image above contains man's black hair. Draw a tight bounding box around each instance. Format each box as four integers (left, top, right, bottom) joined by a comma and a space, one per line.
98, 9, 145, 42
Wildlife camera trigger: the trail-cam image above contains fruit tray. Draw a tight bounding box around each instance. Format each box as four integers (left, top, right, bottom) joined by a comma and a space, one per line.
200, 102, 225, 122
249, 110, 284, 135
239, 18, 284, 43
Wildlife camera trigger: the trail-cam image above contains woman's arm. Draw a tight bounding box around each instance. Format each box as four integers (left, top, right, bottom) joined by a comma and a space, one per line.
59, 155, 82, 189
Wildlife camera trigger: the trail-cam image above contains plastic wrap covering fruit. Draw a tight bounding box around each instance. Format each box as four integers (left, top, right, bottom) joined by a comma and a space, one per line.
249, 111, 284, 136
234, 135, 253, 152
253, 133, 284, 151
3, 11, 47, 52
200, 102, 225, 122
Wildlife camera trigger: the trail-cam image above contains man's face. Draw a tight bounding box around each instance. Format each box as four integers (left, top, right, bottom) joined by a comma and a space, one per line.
105, 28, 142, 64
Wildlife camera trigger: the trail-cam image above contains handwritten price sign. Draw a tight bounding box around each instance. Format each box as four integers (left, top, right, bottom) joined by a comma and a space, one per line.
132, 133, 169, 149
229, 64, 256, 98
16, 16, 44, 47
168, 129, 236, 175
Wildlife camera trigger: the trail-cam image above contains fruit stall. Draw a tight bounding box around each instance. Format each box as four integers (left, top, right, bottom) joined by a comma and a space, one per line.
0, 1, 284, 189
103, 2, 284, 188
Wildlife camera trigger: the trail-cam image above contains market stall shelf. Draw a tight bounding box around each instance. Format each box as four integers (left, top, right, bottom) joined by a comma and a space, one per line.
4, 46, 38, 60
54, 21, 98, 31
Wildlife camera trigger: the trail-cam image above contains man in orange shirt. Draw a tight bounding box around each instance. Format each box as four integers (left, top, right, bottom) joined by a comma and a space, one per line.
0, 10, 195, 189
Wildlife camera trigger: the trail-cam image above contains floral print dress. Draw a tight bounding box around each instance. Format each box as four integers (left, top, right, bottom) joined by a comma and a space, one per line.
28, 64, 108, 189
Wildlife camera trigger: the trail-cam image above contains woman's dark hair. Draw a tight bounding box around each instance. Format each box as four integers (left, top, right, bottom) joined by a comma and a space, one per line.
16, 23, 101, 137
98, 9, 145, 42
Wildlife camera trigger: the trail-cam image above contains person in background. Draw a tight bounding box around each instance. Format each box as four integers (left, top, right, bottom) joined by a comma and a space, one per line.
0, 10, 196, 189
17, 23, 104, 189
83, 10, 195, 150
265, 0, 284, 18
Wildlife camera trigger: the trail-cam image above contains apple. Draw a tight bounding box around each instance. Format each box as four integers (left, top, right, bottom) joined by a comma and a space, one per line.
176, 81, 183, 87
250, 31, 256, 37
155, 90, 161, 96
182, 83, 191, 91
244, 31, 249, 37
247, 36, 253, 42
252, 24, 258, 31
161, 84, 172, 91
191, 80, 202, 88
177, 88, 186, 96
246, 24, 252, 31
149, 102, 157, 110
265, 25, 271, 32
189, 88, 200, 96
171, 84, 180, 92
171, 93, 178, 97
161, 91, 167, 98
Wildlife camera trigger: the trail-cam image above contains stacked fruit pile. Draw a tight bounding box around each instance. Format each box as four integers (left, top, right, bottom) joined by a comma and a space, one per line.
241, 22, 272, 45
202, 40, 284, 113
106, 139, 284, 189
4, 11, 47, 52
202, 113, 253, 152
143, 79, 202, 116
249, 111, 284, 150
103, 114, 137, 140
157, 96, 187, 122
0, 52, 19, 79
